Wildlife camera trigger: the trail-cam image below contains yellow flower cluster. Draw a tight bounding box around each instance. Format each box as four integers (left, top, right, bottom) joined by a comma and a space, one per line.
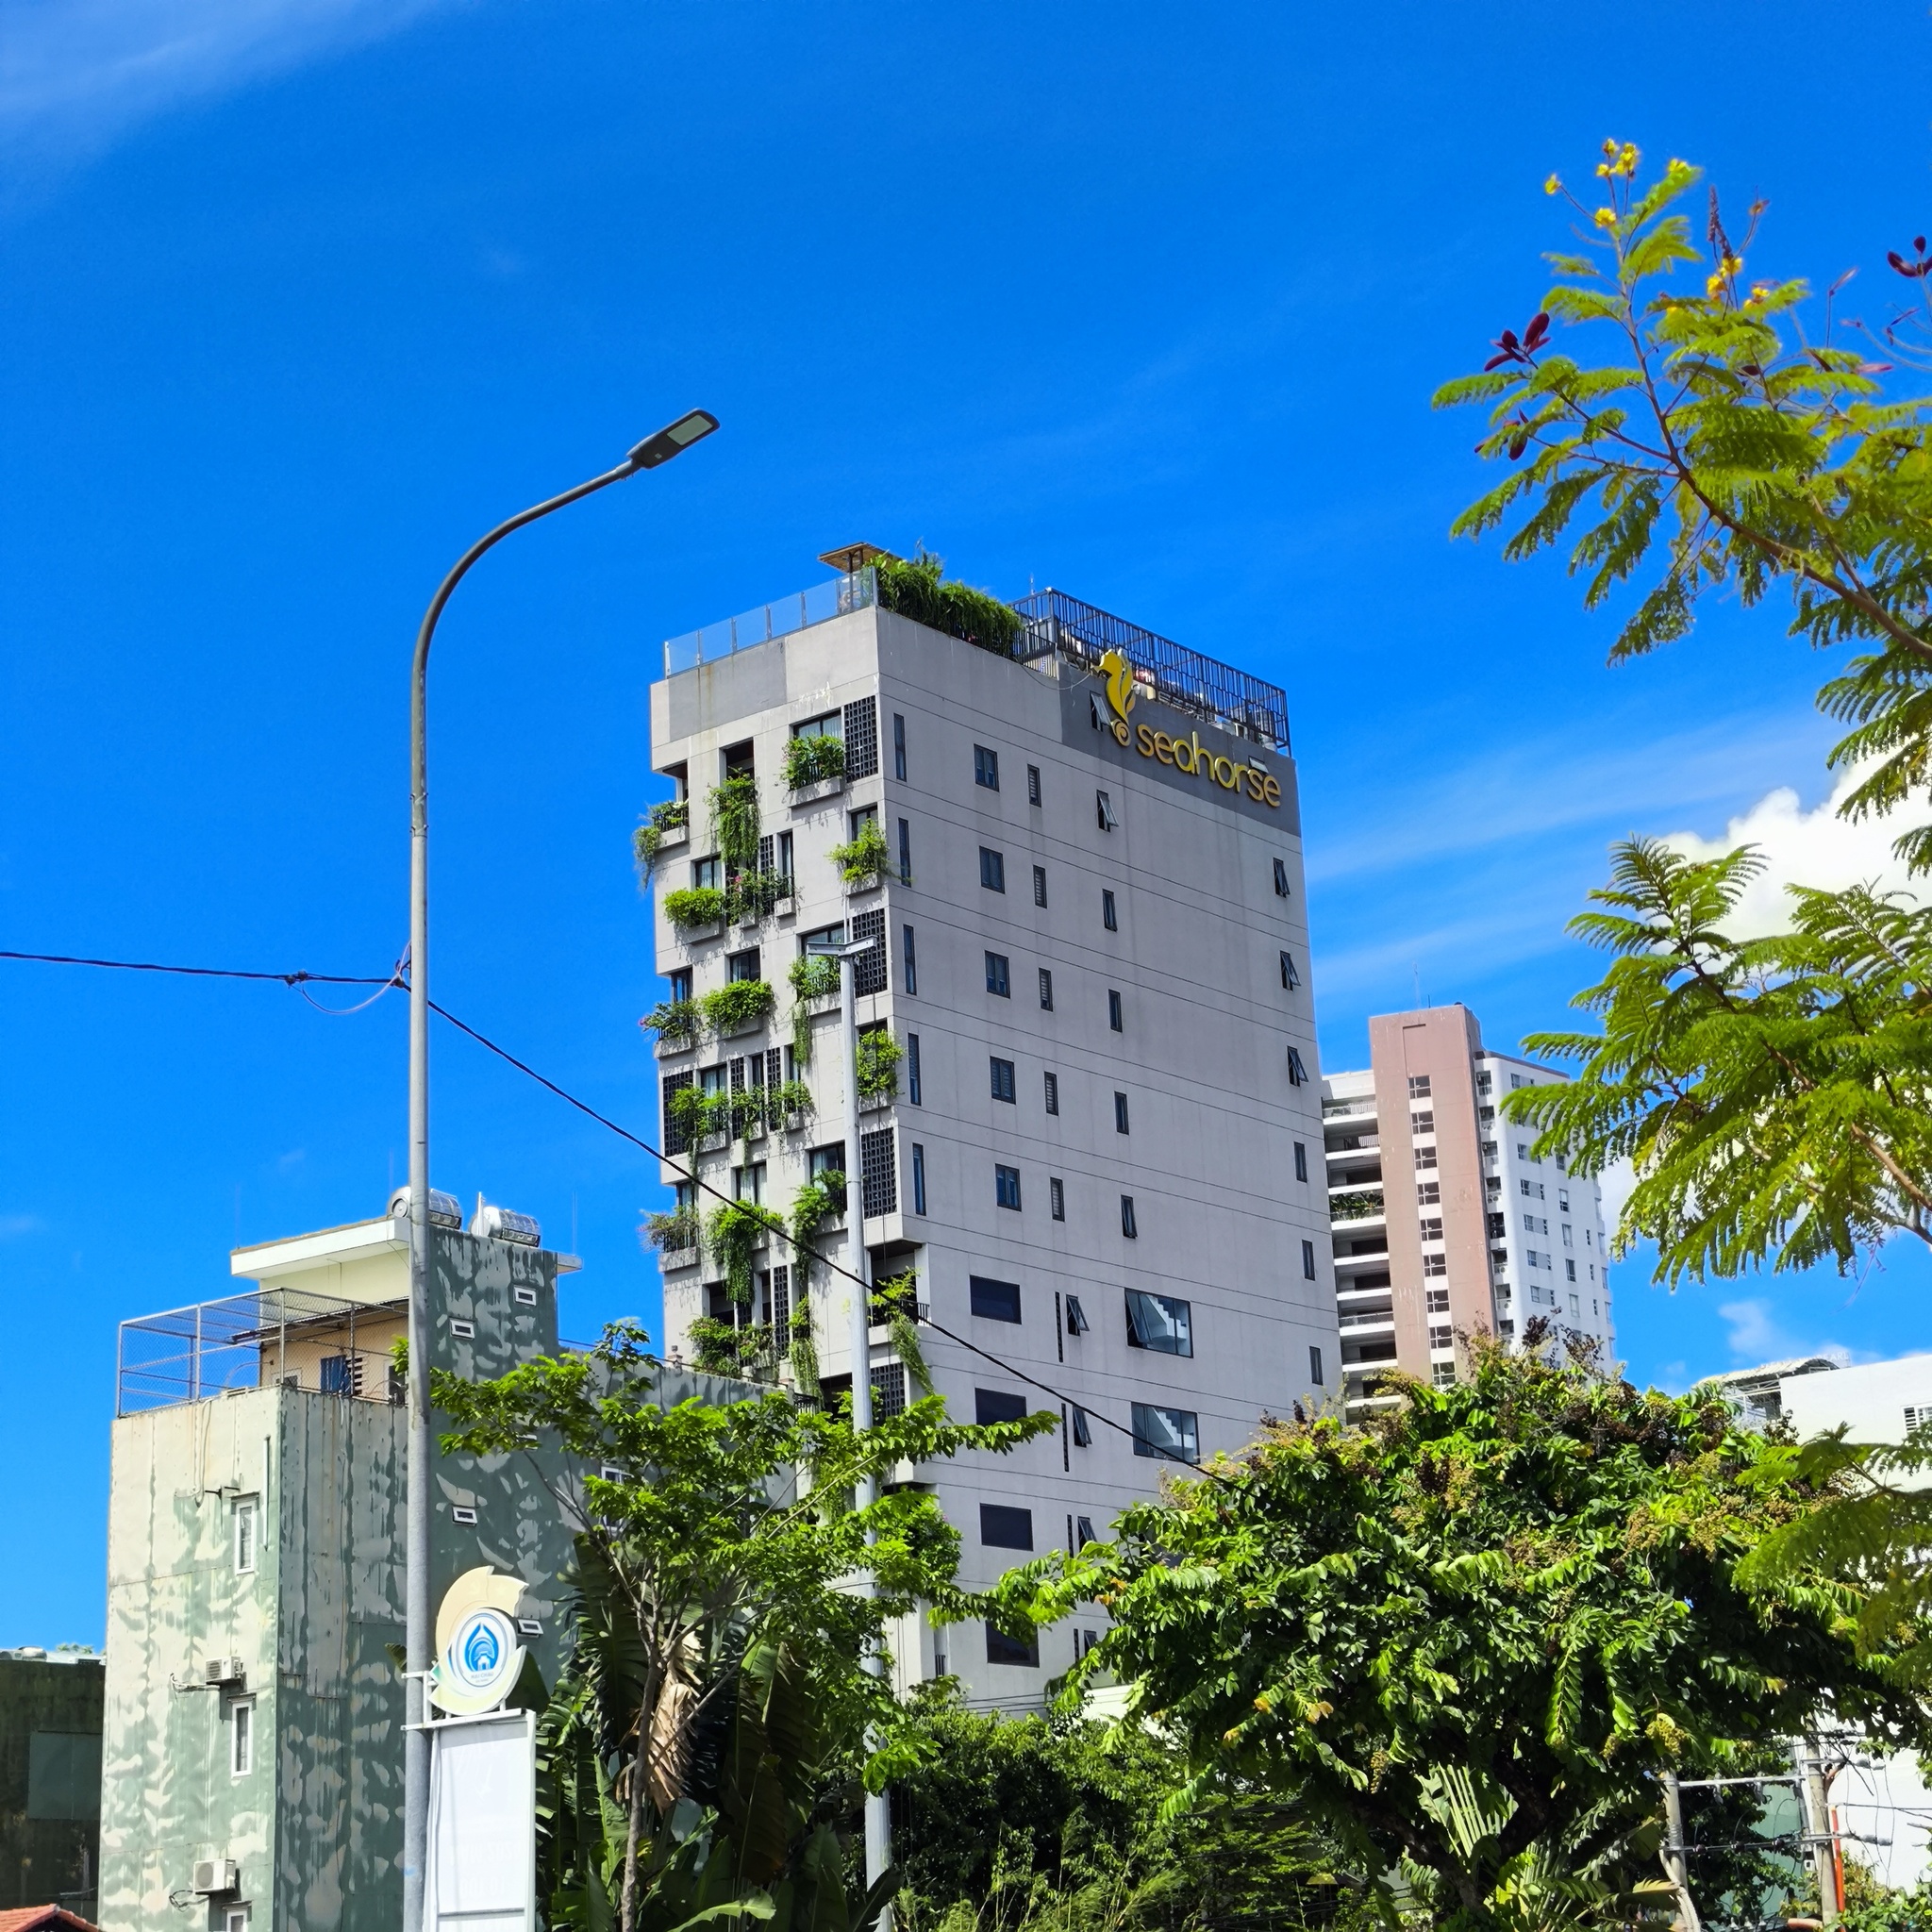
1595, 138, 1641, 179
1705, 252, 1743, 299
1594, 208, 1619, 230
1544, 173, 1562, 195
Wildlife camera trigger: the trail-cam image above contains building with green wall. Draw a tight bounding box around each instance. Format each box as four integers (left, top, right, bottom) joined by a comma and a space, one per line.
0, 1648, 104, 1919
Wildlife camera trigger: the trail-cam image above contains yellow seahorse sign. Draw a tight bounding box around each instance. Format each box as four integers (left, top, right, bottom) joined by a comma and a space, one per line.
1096, 650, 1281, 808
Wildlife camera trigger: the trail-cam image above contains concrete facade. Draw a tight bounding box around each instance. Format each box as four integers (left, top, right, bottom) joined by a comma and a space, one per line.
1322, 1006, 1613, 1411
0, 1651, 104, 1919
646, 584, 1337, 1709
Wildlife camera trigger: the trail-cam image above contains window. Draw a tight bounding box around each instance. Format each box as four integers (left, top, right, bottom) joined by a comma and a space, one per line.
872, 1361, 908, 1421
860, 1129, 897, 1217
1026, 764, 1041, 806
995, 1165, 1023, 1210
1096, 790, 1117, 830
1301, 1239, 1317, 1281
980, 1504, 1033, 1550
1125, 1289, 1192, 1357
1517, 1141, 1531, 1158
792, 708, 841, 745
908, 1033, 922, 1106
1113, 1091, 1130, 1134
1033, 864, 1047, 907
1273, 857, 1291, 897
1102, 889, 1118, 931
1565, 1258, 1577, 1282
975, 1388, 1029, 1425
726, 947, 760, 982
1308, 1345, 1324, 1387
985, 1622, 1040, 1667
234, 1497, 258, 1574
1411, 1110, 1434, 1133
1558, 1189, 1571, 1212
1511, 1074, 1528, 1091
1425, 1286, 1449, 1312
974, 744, 1000, 791
1417, 1181, 1441, 1205
1487, 1211, 1506, 1238
1038, 967, 1054, 1010
898, 818, 912, 883
1075, 1514, 1096, 1546
733, 1161, 766, 1205
1414, 1147, 1437, 1171
902, 923, 917, 994
1043, 1071, 1059, 1115
1286, 1046, 1308, 1086
231, 1699, 255, 1777
668, 967, 692, 1004
851, 908, 887, 996
911, 1143, 927, 1216
1108, 989, 1124, 1032
1120, 1194, 1138, 1238
980, 847, 1006, 892
1408, 1074, 1432, 1099
1131, 1403, 1200, 1464
1423, 1254, 1447, 1277
1070, 1406, 1092, 1446
892, 712, 907, 780
1429, 1323, 1453, 1351
1432, 1362, 1457, 1389
986, 952, 1010, 997
1293, 1141, 1307, 1183
1049, 1177, 1065, 1221
1279, 949, 1300, 991
1561, 1224, 1574, 1247
842, 697, 878, 778
848, 804, 878, 843
661, 1070, 695, 1157
990, 1058, 1016, 1104
970, 1276, 1023, 1324
1419, 1216, 1443, 1241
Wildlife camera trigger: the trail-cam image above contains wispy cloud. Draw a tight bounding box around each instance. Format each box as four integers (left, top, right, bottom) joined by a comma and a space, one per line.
1, 0, 459, 173
1717, 1296, 1853, 1371
0, 1214, 43, 1241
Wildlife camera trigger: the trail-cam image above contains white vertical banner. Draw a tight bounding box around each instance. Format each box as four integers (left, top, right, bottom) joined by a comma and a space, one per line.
423, 1710, 537, 1932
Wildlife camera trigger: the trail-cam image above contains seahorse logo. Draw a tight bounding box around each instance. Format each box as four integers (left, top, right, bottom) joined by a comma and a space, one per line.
1098, 650, 1136, 743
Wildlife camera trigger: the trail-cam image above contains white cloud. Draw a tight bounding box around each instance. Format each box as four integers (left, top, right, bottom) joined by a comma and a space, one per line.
1717, 1295, 1852, 1370
1660, 763, 1920, 938
1, 0, 459, 169
0, 1214, 43, 1241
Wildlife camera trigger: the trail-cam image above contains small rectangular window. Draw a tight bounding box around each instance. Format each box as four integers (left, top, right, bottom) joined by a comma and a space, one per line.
974, 1388, 1029, 1425
985, 952, 1010, 997
1409, 1074, 1432, 1098
726, 946, 761, 983
1033, 864, 1047, 908
1308, 1345, 1324, 1387
1420, 1181, 1441, 1205
1108, 989, 1123, 1032
691, 855, 721, 891
898, 818, 912, 883
668, 967, 692, 1003
980, 847, 1006, 892
1293, 1141, 1307, 1183
1120, 1194, 1138, 1239
974, 745, 1000, 791
234, 1497, 258, 1574
1113, 1091, 1129, 1135
1026, 764, 1041, 806
1419, 1216, 1443, 1241
1411, 1110, 1435, 1133
995, 1165, 1023, 1210
1130, 1403, 1198, 1464
902, 923, 918, 994
231, 1699, 255, 1777
911, 1142, 927, 1215
1423, 1254, 1447, 1277
991, 1057, 1016, 1104
908, 1033, 923, 1106
985, 1622, 1040, 1667
1279, 949, 1300, 990
1038, 968, 1054, 1010
970, 1276, 1023, 1324
1301, 1239, 1317, 1281
1043, 1071, 1059, 1115
1287, 1046, 1308, 1085
1125, 1289, 1191, 1357
1273, 858, 1290, 897
1049, 1177, 1065, 1221
1102, 889, 1117, 931
893, 713, 907, 781
980, 1504, 1034, 1550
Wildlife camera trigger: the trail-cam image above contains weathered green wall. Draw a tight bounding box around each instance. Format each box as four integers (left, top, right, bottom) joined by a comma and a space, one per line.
0, 1653, 105, 1916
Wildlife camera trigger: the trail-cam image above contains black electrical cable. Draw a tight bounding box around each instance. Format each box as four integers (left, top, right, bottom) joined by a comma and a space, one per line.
0, 947, 396, 988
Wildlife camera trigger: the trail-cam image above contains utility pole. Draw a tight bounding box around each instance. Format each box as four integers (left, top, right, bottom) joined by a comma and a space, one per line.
1660, 1771, 1701, 1932
1798, 1739, 1841, 1926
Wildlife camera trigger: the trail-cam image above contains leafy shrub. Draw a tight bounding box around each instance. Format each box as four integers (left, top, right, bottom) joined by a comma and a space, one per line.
790, 955, 841, 1001
630, 798, 690, 880
705, 1197, 786, 1306
640, 997, 700, 1045
667, 1084, 726, 1144
641, 1208, 699, 1255
791, 1172, 846, 1251
662, 886, 726, 930
783, 733, 847, 789
726, 869, 792, 924
829, 818, 891, 886
875, 548, 1023, 655
768, 1077, 814, 1124
856, 1028, 904, 1099
708, 773, 760, 874
698, 979, 774, 1034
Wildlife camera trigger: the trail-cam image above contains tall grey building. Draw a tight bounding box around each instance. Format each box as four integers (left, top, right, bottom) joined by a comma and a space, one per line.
646, 558, 1336, 1707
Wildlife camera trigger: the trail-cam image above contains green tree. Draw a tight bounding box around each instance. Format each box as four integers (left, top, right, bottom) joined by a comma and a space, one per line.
997, 1344, 1930, 1932
434, 1323, 1058, 1932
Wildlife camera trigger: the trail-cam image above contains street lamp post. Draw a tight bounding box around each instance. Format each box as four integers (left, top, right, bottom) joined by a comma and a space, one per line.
403, 410, 717, 1932
805, 935, 891, 1900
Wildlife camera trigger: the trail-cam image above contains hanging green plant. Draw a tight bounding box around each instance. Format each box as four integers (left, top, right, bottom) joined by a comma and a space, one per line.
698, 979, 775, 1034
788, 1317, 820, 1400
662, 886, 727, 931
768, 1077, 814, 1125
726, 868, 791, 924
708, 773, 760, 874
855, 1028, 904, 1099
640, 1208, 699, 1255
874, 548, 1024, 655
828, 819, 891, 887
790, 1171, 845, 1256
782, 733, 847, 789
872, 1271, 932, 1395
705, 1198, 785, 1307
640, 997, 701, 1046
631, 797, 690, 884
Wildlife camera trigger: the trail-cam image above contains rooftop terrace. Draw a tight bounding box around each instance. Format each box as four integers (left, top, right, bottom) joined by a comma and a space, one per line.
662, 569, 1291, 750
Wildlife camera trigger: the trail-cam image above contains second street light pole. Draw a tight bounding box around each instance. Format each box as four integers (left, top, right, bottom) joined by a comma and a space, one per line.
403, 410, 717, 1932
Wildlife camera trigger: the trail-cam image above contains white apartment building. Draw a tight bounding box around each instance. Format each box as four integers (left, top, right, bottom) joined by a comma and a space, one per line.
644, 557, 1337, 1707
1321, 1005, 1613, 1412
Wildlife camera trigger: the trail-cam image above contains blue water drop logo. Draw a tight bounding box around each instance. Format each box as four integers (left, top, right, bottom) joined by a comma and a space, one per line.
463, 1619, 501, 1676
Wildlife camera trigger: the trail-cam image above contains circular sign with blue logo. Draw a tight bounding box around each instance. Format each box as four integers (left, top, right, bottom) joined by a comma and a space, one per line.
428, 1605, 524, 1715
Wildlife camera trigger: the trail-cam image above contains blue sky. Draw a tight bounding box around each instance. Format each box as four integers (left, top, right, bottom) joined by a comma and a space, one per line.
4, 0, 1928, 1642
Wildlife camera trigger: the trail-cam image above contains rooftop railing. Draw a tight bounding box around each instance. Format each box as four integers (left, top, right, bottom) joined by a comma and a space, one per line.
663, 568, 876, 677
117, 1287, 408, 1417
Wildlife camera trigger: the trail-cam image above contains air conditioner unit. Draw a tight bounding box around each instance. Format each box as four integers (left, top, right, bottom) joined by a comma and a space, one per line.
204, 1657, 246, 1689
192, 1859, 239, 1896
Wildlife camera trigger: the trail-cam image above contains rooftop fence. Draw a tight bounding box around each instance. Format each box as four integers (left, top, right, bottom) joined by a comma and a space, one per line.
663, 568, 877, 676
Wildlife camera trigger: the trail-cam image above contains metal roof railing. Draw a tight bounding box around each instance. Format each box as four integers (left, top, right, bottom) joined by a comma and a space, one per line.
1010, 588, 1291, 749
663, 568, 876, 677
116, 1287, 408, 1416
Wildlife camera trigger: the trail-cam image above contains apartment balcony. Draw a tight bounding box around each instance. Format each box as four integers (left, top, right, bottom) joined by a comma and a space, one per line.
1337, 1307, 1394, 1333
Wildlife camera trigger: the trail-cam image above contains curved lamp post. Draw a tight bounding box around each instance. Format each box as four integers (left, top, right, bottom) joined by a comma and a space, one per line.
402, 409, 718, 1932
